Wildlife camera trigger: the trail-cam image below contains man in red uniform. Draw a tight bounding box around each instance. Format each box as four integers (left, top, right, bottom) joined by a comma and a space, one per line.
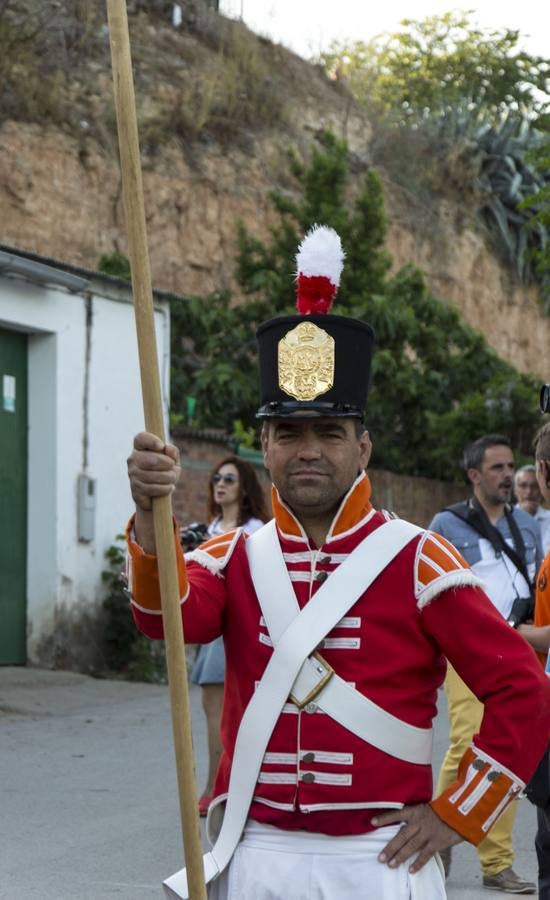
126, 227, 550, 899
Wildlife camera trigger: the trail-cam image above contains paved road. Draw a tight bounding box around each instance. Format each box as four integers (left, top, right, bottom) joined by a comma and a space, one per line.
0, 666, 539, 899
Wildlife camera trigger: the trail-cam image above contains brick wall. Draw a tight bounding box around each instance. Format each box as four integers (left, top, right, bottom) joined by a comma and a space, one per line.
172, 429, 235, 526
172, 430, 468, 529
369, 468, 468, 527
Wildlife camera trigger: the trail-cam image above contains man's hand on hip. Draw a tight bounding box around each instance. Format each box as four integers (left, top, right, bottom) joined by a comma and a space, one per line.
372, 803, 463, 873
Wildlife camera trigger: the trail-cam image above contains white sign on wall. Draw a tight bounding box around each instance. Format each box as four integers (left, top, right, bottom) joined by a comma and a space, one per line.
2, 374, 15, 412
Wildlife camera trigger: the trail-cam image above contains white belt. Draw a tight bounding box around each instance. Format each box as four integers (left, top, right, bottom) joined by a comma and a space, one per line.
253, 519, 432, 764
163, 518, 426, 898
290, 652, 433, 764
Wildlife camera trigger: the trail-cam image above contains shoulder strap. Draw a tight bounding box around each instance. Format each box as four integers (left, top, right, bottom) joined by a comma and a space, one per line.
505, 508, 527, 565
503, 510, 534, 599
445, 501, 470, 518
444, 501, 533, 592
248, 518, 433, 763
247, 518, 422, 643
445, 502, 501, 556
245, 519, 298, 641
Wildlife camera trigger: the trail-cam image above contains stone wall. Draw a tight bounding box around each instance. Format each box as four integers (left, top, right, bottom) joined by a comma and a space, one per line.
385, 189, 550, 380
1, 67, 549, 384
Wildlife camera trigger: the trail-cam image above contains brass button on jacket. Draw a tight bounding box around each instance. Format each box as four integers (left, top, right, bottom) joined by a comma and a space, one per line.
301, 772, 315, 784
302, 752, 315, 764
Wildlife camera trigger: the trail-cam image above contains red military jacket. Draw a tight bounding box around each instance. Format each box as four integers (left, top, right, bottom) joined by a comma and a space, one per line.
127, 472, 550, 845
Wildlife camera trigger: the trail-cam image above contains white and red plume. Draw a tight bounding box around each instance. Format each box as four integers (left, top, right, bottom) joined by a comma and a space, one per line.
295, 224, 344, 315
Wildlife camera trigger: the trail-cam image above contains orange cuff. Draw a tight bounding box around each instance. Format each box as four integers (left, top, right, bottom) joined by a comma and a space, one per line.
430, 746, 523, 845
125, 514, 187, 612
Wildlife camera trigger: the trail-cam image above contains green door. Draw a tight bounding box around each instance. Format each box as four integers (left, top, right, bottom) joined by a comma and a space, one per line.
0, 327, 28, 664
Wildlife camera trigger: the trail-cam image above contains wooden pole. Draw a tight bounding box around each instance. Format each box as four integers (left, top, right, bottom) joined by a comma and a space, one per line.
106, 2, 207, 897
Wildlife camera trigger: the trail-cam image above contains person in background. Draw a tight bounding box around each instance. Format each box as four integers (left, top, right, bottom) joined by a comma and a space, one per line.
518, 424, 550, 900
514, 464, 550, 555
185, 455, 269, 815
429, 434, 542, 894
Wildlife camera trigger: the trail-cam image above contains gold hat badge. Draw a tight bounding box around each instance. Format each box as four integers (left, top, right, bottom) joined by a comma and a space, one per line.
278, 320, 334, 401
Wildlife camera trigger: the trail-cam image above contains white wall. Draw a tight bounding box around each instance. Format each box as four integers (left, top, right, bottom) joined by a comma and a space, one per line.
27, 330, 58, 648
0, 273, 170, 662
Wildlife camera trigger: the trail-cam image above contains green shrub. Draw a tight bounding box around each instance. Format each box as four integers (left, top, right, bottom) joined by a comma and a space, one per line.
98, 251, 132, 281
101, 537, 166, 682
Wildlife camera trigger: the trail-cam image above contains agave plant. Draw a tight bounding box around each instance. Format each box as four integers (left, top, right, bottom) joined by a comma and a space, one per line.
430, 107, 550, 290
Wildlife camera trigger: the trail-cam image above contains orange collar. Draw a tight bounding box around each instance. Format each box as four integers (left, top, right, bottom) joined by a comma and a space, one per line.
271, 472, 374, 542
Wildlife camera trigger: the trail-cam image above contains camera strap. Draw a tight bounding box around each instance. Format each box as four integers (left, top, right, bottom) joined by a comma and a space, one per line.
444, 499, 534, 598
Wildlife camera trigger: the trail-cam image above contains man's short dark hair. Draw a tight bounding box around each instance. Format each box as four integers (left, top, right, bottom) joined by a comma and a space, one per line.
463, 434, 511, 472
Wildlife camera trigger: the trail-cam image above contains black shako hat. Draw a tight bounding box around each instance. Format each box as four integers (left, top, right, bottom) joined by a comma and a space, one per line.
256, 225, 374, 419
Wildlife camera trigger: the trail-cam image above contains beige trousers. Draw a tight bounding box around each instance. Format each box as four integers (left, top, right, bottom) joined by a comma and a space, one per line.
436, 664, 517, 876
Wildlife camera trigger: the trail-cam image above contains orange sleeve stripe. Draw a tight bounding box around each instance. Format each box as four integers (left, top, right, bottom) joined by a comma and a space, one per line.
416, 532, 470, 590
417, 557, 445, 585
430, 747, 521, 845
200, 531, 238, 551
126, 515, 188, 612
204, 544, 233, 559
423, 534, 468, 571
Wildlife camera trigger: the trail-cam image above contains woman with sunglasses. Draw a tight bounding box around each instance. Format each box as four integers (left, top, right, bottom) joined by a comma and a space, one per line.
188, 455, 269, 815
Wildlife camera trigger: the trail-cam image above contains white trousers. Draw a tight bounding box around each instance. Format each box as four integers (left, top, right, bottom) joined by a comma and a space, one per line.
207, 821, 446, 900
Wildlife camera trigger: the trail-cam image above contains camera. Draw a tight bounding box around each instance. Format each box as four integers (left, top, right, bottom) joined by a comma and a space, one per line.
507, 596, 534, 629
180, 522, 208, 551
541, 384, 550, 414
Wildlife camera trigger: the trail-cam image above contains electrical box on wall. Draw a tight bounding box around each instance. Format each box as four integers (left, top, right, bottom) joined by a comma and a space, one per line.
77, 474, 96, 543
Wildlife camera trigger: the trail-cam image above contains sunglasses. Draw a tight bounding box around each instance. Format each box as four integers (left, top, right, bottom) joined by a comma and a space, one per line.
212, 473, 237, 485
